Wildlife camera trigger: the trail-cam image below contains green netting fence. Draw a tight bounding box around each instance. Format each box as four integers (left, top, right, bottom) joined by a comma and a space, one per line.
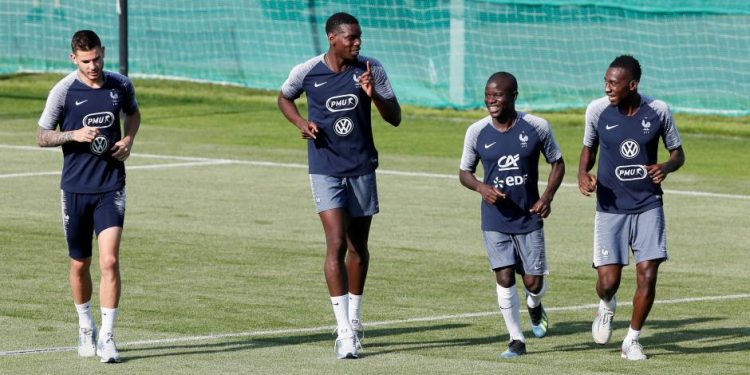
2, 0, 748, 115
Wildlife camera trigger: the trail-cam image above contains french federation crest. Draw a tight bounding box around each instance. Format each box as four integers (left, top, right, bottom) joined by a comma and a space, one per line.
641, 118, 651, 134
519, 132, 529, 148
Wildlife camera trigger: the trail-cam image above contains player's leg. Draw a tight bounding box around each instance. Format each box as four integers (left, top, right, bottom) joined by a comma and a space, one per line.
319, 208, 358, 358
342, 172, 378, 349
63, 190, 97, 358
591, 211, 629, 345
483, 231, 526, 358
310, 174, 357, 358
517, 229, 548, 338
345, 215, 371, 348
622, 207, 667, 360
93, 189, 126, 363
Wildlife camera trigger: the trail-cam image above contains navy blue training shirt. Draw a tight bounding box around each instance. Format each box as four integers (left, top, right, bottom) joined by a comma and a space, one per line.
583, 95, 682, 214
280, 54, 396, 177
460, 113, 563, 234
38, 71, 139, 193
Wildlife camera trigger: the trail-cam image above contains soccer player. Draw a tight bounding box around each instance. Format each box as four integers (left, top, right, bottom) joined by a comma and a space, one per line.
578, 55, 685, 360
37, 30, 141, 363
459, 72, 565, 358
277, 12, 401, 359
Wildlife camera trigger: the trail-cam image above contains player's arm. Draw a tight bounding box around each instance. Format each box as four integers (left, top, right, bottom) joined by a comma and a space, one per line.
459, 169, 506, 204
360, 61, 401, 126
530, 157, 565, 218
277, 92, 318, 139
578, 145, 598, 196
37, 126, 99, 147
111, 108, 141, 162
645, 145, 685, 184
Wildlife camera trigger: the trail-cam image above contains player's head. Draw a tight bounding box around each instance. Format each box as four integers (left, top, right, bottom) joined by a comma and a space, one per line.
605, 55, 640, 106
71, 30, 102, 53
326, 12, 361, 61
485, 72, 518, 120
70, 30, 105, 85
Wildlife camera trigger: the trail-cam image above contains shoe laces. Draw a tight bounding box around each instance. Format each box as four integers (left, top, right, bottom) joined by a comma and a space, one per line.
598, 307, 614, 325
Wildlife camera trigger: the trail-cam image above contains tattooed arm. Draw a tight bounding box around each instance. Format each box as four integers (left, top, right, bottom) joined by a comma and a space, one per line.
37, 126, 99, 147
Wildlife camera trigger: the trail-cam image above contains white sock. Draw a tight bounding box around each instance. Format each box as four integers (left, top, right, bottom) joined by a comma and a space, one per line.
100, 307, 118, 338
330, 295, 351, 335
525, 279, 547, 308
348, 293, 362, 326
624, 326, 641, 344
496, 284, 525, 342
74, 301, 95, 329
600, 295, 617, 313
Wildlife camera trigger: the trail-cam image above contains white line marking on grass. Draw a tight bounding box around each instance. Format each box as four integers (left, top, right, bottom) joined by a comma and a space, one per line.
1, 293, 748, 357
0, 161, 235, 179
2, 144, 749, 200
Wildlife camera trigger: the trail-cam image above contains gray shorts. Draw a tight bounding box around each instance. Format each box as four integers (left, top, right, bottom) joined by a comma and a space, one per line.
482, 229, 548, 275
309, 173, 379, 217
593, 206, 668, 267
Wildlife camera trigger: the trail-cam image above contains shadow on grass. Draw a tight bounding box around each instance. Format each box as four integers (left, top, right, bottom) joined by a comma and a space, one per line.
546, 317, 750, 358
118, 323, 473, 362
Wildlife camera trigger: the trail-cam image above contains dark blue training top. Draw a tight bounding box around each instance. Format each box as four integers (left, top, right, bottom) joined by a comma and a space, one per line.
460, 113, 563, 234
38, 71, 139, 193
280, 54, 397, 177
583, 95, 682, 214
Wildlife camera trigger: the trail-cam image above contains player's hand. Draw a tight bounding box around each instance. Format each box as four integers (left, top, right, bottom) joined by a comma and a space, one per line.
74, 125, 99, 143
645, 164, 667, 184
530, 196, 552, 218
298, 121, 318, 140
578, 172, 597, 196
359, 61, 374, 98
477, 183, 506, 205
111, 137, 133, 161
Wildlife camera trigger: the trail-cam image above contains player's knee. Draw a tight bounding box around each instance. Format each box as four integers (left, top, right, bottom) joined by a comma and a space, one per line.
99, 254, 119, 273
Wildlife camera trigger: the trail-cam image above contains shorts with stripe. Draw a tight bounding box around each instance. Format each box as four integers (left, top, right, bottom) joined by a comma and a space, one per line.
61, 188, 126, 259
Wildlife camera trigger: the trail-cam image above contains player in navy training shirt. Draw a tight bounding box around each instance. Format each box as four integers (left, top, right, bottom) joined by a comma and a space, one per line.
277, 12, 401, 359
460, 72, 565, 358
37, 30, 140, 363
578, 55, 684, 360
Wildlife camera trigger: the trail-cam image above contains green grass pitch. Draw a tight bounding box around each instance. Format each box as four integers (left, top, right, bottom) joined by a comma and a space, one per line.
0, 74, 748, 374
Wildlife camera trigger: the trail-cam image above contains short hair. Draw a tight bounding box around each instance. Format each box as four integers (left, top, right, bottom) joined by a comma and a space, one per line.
325, 12, 359, 34
487, 71, 518, 93
70, 30, 102, 53
609, 55, 641, 81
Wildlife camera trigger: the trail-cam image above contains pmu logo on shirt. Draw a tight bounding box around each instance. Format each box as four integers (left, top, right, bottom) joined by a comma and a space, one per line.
326, 94, 359, 112
616, 165, 647, 181
82, 112, 115, 128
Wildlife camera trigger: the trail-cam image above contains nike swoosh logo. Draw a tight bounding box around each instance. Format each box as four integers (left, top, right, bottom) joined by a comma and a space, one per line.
484, 142, 496, 149
75, 100, 88, 106
314, 82, 327, 88
605, 124, 618, 130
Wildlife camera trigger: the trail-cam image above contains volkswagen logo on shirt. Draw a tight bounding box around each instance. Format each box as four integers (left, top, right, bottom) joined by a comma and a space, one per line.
619, 139, 640, 159
91, 135, 110, 155
326, 94, 359, 112
333, 117, 354, 136
82, 111, 115, 128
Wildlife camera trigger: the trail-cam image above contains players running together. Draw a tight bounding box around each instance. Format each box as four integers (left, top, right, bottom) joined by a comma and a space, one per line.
459, 72, 565, 358
37, 29, 140, 363
277, 12, 401, 359
578, 55, 685, 360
